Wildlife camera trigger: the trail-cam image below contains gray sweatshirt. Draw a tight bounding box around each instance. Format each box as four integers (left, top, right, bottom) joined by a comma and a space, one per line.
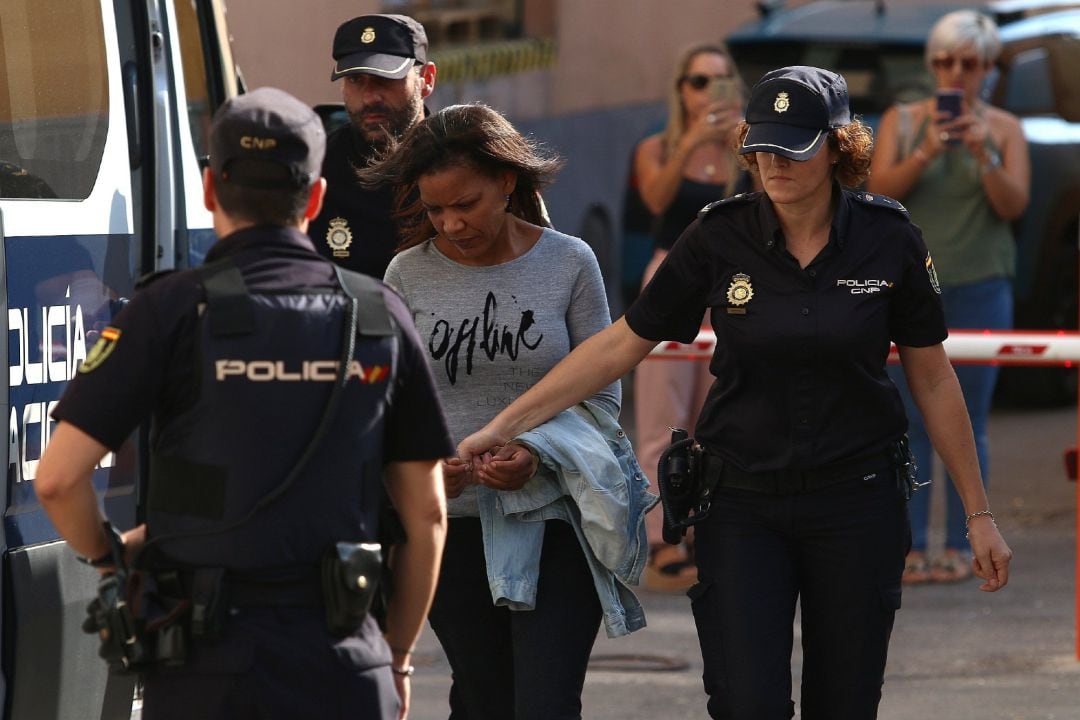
384, 227, 621, 516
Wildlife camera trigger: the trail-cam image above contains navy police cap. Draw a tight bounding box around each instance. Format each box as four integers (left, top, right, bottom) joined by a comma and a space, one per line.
209, 87, 326, 189
331, 14, 428, 81
740, 66, 851, 161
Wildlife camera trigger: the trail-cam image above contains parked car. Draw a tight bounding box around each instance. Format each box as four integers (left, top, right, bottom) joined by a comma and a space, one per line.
727, 1, 1080, 404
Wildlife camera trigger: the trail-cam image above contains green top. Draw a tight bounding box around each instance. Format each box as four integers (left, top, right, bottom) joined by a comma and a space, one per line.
899, 111, 1014, 287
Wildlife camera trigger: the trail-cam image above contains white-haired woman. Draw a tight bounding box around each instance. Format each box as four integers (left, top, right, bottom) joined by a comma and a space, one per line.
867, 9, 1029, 584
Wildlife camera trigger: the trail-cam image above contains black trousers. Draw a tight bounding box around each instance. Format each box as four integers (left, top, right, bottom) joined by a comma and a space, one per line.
690, 467, 909, 720
141, 608, 398, 720
427, 517, 602, 720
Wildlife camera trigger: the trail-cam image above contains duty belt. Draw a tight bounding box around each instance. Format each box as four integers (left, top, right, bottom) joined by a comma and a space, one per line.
699, 447, 896, 495
156, 568, 324, 608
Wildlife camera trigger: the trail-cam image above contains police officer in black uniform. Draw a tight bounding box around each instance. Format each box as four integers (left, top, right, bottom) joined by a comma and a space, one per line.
459, 67, 1013, 720
36, 87, 450, 720
309, 14, 437, 278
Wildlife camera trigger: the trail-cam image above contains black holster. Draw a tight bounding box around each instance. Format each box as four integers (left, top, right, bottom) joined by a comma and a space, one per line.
892, 434, 923, 500
321, 542, 382, 637
656, 428, 710, 545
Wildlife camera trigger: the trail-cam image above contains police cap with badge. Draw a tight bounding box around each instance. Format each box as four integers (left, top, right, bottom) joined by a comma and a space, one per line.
740, 65, 851, 162
735, 65, 906, 215
330, 14, 428, 81
209, 86, 326, 189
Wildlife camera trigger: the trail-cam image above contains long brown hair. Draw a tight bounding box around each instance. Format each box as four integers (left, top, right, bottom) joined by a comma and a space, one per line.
663, 43, 746, 196
358, 103, 563, 251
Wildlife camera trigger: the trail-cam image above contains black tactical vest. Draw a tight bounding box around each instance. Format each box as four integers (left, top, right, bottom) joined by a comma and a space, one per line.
144, 260, 397, 580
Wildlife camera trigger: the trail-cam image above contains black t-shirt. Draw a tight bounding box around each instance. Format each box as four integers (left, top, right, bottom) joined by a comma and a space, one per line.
53, 225, 454, 464
308, 125, 403, 279
654, 173, 753, 251
626, 185, 947, 471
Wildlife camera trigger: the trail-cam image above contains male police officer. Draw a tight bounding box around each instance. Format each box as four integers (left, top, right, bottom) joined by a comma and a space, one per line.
309, 14, 437, 278
35, 87, 450, 720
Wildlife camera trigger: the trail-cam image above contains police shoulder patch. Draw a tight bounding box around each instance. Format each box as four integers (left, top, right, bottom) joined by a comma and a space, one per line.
698, 191, 759, 219
851, 191, 908, 218
79, 326, 121, 373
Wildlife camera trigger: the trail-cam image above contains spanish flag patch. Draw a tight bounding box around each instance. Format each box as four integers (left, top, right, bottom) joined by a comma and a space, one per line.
79, 326, 121, 373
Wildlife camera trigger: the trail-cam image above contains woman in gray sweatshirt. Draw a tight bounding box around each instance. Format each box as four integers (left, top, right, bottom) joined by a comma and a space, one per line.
366, 103, 621, 720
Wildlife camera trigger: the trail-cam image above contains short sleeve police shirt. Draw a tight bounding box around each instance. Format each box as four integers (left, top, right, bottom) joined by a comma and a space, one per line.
52, 226, 454, 464
625, 186, 947, 471
308, 125, 405, 279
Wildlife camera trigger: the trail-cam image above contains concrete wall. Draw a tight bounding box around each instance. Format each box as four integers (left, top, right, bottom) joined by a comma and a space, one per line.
222, 0, 765, 114
222, 0, 380, 105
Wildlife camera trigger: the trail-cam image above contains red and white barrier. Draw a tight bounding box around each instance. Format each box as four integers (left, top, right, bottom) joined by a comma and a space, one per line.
647, 328, 1080, 365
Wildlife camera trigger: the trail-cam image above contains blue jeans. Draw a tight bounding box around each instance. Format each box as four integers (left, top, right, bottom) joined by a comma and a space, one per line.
887, 276, 1013, 553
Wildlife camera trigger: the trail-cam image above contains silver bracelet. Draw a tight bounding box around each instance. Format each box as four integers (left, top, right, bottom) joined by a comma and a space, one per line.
963, 509, 993, 526
391, 664, 415, 677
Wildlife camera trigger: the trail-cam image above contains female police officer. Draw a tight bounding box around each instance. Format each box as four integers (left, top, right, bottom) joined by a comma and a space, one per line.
459, 66, 1013, 719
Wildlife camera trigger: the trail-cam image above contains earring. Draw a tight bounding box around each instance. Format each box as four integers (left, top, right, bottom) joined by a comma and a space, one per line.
505, 194, 512, 212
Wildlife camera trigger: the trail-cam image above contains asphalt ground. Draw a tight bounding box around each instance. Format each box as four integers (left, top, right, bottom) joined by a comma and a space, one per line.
406, 392, 1080, 719
127, 388, 1079, 719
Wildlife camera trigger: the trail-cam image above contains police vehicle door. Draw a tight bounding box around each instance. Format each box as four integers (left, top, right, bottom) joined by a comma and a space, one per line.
0, 1, 234, 717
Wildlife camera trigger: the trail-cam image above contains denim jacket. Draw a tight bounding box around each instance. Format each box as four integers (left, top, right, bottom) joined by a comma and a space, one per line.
476, 401, 659, 638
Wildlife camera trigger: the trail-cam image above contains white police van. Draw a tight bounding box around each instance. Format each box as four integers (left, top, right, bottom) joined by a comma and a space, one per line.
0, 1, 237, 716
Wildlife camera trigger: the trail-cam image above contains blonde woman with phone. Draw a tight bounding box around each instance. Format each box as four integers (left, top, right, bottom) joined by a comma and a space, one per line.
631, 43, 754, 591
867, 9, 1029, 585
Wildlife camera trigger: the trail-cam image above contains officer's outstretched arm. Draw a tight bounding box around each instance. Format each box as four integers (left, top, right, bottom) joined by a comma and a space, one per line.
383, 459, 447, 713
460, 317, 657, 464
35, 422, 112, 563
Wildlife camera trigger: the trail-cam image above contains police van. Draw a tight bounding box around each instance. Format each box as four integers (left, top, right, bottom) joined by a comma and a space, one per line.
0, 0, 237, 717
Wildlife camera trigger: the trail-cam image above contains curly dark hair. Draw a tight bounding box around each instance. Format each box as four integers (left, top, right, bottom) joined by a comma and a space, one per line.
357, 103, 563, 250
734, 119, 874, 188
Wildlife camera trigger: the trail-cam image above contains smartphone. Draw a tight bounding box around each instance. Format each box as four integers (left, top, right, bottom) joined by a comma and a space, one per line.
708, 77, 738, 104
935, 89, 963, 144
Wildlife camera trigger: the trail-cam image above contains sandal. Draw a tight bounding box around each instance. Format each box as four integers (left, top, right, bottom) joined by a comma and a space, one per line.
643, 543, 697, 592
929, 550, 973, 583
902, 551, 931, 585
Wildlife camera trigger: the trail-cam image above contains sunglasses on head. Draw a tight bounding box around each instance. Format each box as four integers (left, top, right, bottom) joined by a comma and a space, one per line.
680, 73, 729, 90
930, 55, 984, 72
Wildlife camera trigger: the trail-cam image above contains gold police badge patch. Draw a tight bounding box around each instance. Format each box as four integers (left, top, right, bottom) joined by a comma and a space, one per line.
726, 273, 754, 307
361, 27, 376, 44
774, 92, 790, 114
80, 326, 121, 374
326, 217, 353, 258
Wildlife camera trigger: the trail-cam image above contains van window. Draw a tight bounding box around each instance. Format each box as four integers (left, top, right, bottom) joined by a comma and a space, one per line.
175, 0, 212, 159
0, 0, 109, 200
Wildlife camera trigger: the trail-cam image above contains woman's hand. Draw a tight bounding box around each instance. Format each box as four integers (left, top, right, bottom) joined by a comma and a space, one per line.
475, 442, 538, 492
966, 515, 1013, 592
441, 457, 475, 499
683, 100, 741, 151
950, 110, 993, 165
